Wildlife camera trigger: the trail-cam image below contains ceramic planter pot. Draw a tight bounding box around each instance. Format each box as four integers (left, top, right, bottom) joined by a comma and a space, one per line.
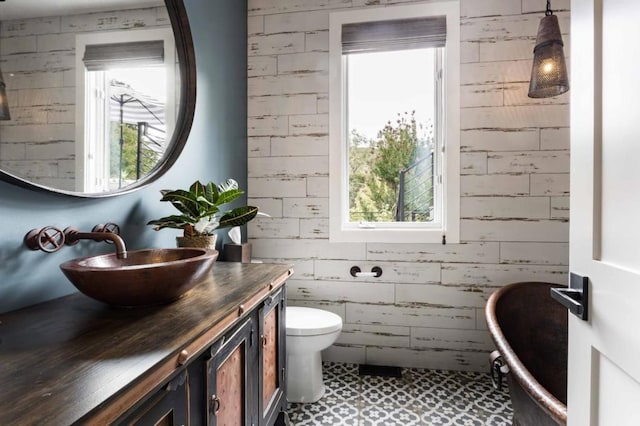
176, 234, 218, 250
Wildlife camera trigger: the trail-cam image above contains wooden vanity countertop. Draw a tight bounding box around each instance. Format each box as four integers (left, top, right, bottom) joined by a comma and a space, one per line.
0, 262, 293, 425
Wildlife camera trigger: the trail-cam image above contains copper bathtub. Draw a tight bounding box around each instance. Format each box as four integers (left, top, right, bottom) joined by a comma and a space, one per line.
486, 282, 568, 426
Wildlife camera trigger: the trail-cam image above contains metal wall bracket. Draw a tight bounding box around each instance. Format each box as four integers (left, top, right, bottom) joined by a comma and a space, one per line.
550, 272, 589, 321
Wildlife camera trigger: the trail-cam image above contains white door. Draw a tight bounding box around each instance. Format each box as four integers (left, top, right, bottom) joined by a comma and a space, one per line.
568, 0, 640, 424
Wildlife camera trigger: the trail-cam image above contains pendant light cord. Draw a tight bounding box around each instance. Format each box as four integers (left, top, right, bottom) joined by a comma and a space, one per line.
545, 0, 553, 16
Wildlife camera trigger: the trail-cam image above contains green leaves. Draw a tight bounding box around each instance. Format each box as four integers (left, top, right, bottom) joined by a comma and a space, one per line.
147, 214, 193, 231
216, 188, 243, 206
147, 179, 257, 236
216, 179, 242, 205
160, 189, 200, 217
203, 182, 219, 204
349, 111, 434, 222
218, 206, 259, 229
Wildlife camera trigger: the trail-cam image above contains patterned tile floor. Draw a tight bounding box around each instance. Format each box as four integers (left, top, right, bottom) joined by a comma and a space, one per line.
287, 362, 513, 426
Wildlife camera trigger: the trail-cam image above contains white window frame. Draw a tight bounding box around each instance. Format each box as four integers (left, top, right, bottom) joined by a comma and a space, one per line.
75, 28, 176, 193
329, 1, 460, 244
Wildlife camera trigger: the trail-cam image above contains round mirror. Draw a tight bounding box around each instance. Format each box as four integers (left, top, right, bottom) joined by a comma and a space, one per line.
0, 0, 195, 197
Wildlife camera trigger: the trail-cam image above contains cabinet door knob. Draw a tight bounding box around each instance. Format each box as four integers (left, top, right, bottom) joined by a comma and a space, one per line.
211, 394, 221, 415
261, 335, 267, 346
177, 350, 189, 365
238, 304, 245, 315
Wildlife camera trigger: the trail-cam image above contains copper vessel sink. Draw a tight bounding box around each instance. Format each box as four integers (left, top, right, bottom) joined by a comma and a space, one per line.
60, 248, 219, 307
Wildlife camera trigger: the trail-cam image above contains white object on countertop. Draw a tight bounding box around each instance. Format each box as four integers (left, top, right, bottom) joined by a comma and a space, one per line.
228, 226, 241, 244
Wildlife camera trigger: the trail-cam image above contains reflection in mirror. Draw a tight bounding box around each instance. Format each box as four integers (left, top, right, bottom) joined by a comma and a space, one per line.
0, 0, 191, 195
76, 27, 177, 192
0, 68, 9, 120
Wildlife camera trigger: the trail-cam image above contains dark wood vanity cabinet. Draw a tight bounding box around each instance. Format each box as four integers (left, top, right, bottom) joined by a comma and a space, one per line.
202, 287, 287, 426
120, 291, 288, 426
119, 371, 190, 426
0, 263, 292, 426
118, 292, 288, 426
207, 318, 254, 426
259, 288, 287, 426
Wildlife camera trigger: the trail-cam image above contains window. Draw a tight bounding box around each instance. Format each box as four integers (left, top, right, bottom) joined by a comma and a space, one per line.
329, 2, 460, 243
75, 29, 176, 192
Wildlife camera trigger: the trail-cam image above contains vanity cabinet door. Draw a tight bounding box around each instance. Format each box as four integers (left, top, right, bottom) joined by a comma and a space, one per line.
206, 318, 254, 426
259, 288, 287, 426
117, 370, 189, 426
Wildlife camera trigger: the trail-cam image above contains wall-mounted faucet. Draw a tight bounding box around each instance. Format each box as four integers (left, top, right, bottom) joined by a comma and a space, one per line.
64, 224, 127, 259
24, 226, 66, 253
25, 223, 127, 259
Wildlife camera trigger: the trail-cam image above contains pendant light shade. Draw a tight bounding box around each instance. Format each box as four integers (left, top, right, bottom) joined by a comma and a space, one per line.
528, 11, 569, 98
0, 69, 10, 121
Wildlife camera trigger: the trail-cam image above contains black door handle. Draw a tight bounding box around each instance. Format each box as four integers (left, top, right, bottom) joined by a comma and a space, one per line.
550, 273, 588, 321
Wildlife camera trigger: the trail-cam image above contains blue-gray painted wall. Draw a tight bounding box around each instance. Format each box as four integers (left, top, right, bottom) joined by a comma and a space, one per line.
0, 0, 247, 313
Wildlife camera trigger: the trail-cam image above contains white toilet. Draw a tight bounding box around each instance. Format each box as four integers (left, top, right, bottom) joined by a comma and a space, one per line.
286, 307, 343, 403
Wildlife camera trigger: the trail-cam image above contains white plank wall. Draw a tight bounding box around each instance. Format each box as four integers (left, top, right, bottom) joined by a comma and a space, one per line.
248, 0, 570, 372
0, 7, 169, 191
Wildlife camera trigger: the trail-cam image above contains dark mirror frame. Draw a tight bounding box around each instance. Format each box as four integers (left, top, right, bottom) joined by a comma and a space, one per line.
0, 0, 196, 198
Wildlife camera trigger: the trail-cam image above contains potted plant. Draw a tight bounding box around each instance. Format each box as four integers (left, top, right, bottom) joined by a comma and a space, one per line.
147, 179, 258, 249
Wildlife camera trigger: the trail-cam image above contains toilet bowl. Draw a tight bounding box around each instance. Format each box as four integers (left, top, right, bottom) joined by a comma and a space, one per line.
286, 307, 343, 403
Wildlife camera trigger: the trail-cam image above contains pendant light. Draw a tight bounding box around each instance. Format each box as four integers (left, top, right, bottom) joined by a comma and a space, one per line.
528, 0, 569, 98
0, 68, 10, 121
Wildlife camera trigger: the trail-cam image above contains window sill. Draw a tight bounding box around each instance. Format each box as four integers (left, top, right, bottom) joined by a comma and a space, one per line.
329, 226, 459, 244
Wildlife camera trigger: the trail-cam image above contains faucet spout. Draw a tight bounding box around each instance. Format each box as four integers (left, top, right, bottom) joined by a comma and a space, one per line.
64, 228, 128, 259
